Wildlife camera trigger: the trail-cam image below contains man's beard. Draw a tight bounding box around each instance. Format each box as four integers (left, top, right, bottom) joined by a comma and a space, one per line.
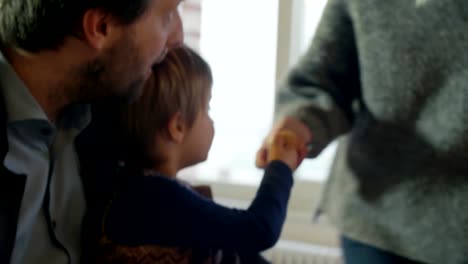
72, 35, 147, 104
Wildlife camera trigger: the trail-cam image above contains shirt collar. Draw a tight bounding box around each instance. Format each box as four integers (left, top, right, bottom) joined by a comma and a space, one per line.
0, 51, 49, 123
0, 50, 91, 132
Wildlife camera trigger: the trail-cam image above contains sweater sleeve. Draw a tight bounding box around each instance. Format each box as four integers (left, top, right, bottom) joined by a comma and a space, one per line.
105, 161, 293, 253
276, 0, 361, 157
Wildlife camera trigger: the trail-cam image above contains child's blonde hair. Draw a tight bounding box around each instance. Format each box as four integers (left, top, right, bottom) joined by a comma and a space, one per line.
117, 45, 212, 169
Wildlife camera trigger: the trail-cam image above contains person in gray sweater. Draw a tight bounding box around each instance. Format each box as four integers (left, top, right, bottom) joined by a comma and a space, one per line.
256, 0, 468, 263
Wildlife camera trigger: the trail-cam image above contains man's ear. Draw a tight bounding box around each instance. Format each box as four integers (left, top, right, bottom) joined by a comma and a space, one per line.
167, 112, 186, 144
81, 9, 118, 50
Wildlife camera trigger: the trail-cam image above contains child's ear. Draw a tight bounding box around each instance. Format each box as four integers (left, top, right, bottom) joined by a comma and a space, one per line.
167, 112, 186, 143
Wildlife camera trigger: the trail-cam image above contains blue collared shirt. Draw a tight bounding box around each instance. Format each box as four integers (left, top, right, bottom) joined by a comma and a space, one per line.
0, 51, 91, 264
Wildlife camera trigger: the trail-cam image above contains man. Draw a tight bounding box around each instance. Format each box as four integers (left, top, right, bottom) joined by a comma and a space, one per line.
0, 0, 183, 263
257, 0, 468, 263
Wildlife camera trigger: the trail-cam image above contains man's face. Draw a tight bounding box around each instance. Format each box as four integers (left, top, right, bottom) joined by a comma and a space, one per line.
79, 0, 184, 101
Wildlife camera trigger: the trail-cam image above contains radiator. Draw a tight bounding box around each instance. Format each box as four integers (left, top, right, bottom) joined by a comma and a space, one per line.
262, 240, 342, 264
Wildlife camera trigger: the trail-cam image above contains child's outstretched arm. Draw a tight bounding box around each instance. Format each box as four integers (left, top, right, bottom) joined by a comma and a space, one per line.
103, 133, 305, 254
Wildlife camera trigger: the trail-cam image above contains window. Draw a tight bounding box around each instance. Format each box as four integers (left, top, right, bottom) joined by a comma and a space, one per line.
179, 0, 341, 249
179, 0, 334, 184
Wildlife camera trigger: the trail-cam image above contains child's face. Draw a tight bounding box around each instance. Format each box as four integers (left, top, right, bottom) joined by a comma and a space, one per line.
182, 92, 214, 166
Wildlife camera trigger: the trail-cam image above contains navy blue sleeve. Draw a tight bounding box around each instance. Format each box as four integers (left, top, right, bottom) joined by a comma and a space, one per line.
105, 161, 293, 253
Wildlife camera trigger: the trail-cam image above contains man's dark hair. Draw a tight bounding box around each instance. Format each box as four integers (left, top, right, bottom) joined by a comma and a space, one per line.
0, 0, 150, 52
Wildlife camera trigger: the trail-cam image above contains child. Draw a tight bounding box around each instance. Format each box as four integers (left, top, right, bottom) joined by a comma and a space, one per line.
96, 45, 307, 263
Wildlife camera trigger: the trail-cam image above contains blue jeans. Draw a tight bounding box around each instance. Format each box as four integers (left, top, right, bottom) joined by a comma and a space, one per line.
341, 236, 424, 264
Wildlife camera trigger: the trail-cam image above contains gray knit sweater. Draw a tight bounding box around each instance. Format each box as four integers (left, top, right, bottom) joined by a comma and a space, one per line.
276, 0, 468, 263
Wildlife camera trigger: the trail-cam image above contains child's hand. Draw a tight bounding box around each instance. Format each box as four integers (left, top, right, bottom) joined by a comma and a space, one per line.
266, 130, 307, 171
255, 117, 311, 170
